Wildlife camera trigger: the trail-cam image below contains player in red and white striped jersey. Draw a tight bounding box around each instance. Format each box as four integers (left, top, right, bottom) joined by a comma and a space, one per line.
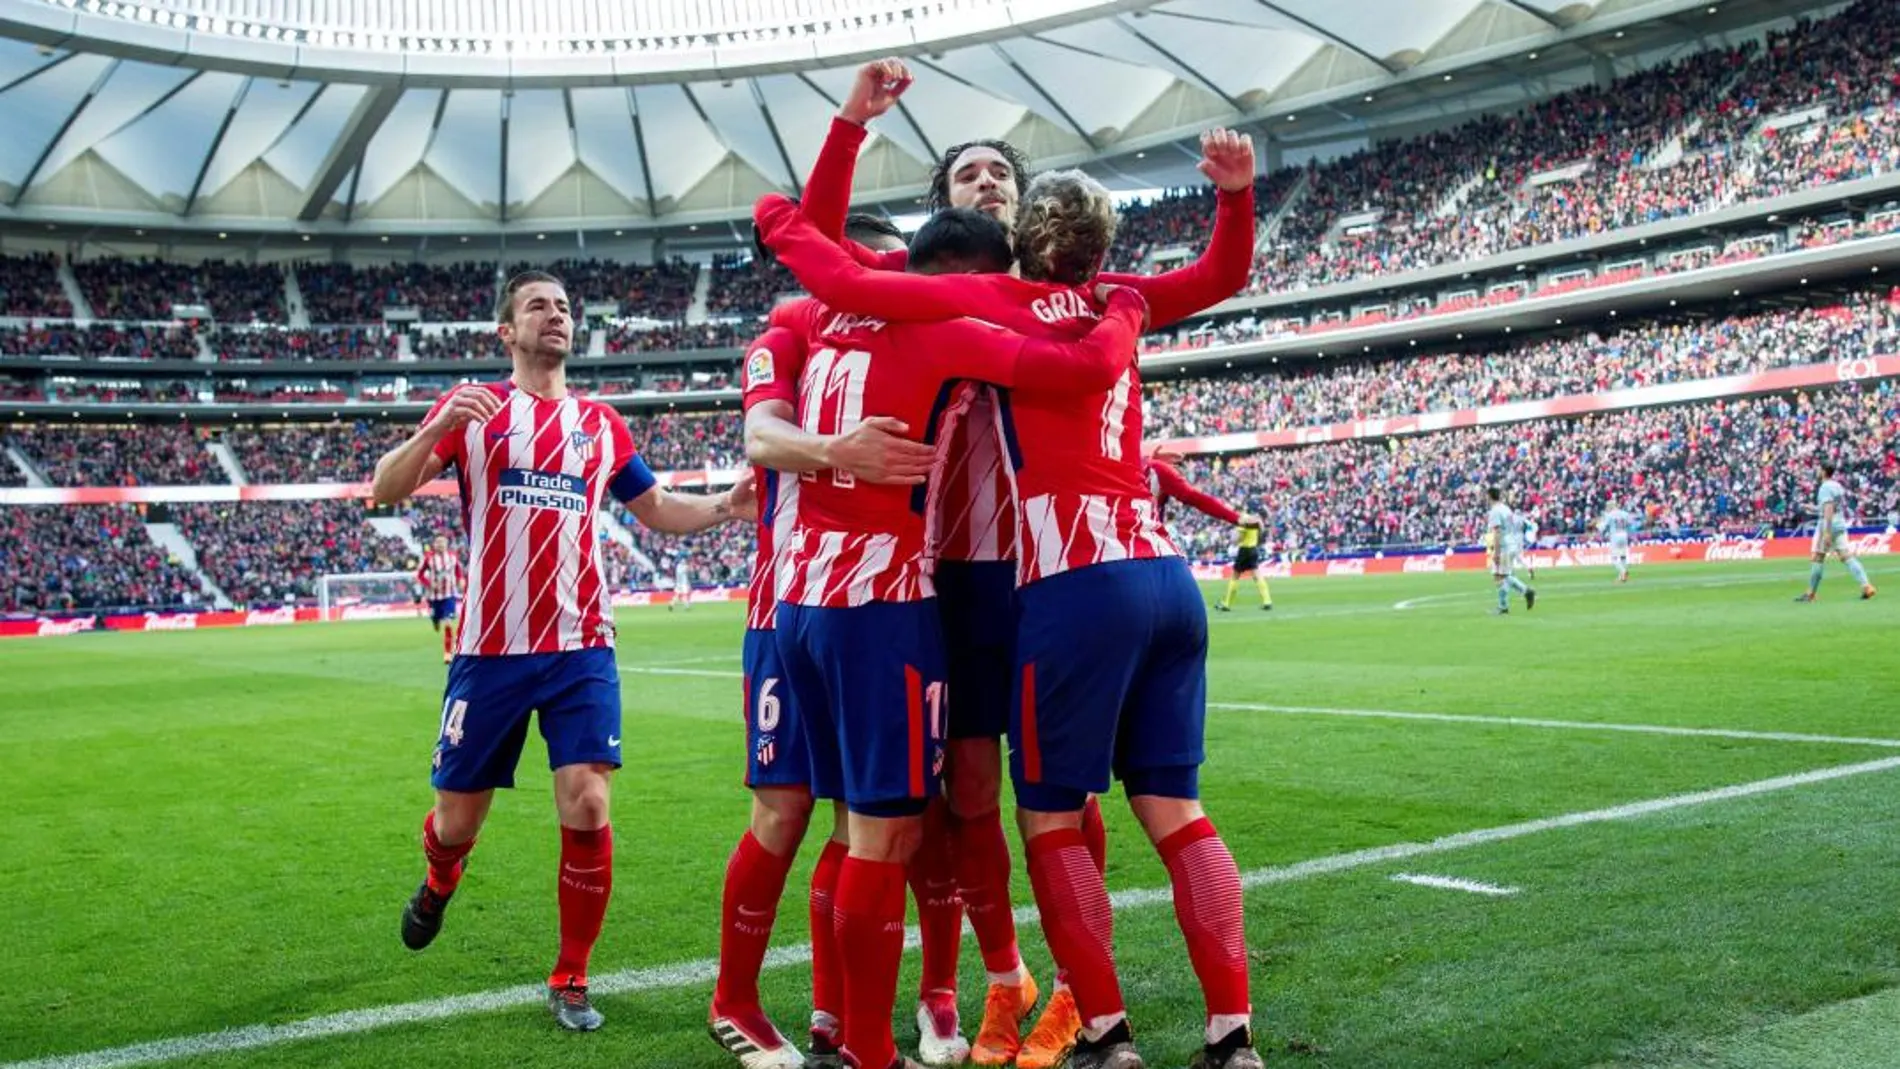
761, 171, 1259, 1069
369, 270, 757, 1034
415, 535, 465, 663
791, 63, 1259, 1068
755, 199, 1146, 1069
715, 215, 980, 1069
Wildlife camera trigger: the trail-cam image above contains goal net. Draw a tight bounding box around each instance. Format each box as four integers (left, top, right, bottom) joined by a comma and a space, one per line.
317, 572, 422, 619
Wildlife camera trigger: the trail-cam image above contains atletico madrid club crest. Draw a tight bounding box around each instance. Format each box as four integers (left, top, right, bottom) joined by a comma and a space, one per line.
755, 733, 777, 768
569, 428, 597, 461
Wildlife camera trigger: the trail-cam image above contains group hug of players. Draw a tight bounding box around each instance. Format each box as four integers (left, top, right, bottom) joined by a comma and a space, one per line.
371, 58, 1266, 1069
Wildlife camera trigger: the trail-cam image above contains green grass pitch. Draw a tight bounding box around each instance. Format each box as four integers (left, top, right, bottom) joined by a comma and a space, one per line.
4, 558, 1899, 1069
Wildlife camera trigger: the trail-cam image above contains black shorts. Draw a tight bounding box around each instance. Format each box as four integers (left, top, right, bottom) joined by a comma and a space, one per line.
1233, 547, 1261, 574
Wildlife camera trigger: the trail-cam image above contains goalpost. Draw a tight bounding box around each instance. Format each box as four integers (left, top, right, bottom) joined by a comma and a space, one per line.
317, 571, 423, 619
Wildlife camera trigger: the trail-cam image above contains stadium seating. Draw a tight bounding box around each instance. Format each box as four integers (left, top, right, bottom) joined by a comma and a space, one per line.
170, 500, 409, 606
1167, 382, 1900, 561
0, 505, 201, 612
224, 423, 409, 485
0, 252, 73, 318
208, 326, 400, 363
518, 258, 701, 321
0, 323, 199, 360
7, 424, 223, 487
1144, 289, 1900, 439
297, 261, 496, 323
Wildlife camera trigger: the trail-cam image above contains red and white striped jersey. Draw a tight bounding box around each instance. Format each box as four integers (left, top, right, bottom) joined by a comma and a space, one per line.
415, 548, 464, 601
1008, 364, 1178, 585
426, 381, 655, 656
753, 203, 1183, 588
932, 385, 1017, 563
770, 297, 1141, 609
739, 323, 807, 631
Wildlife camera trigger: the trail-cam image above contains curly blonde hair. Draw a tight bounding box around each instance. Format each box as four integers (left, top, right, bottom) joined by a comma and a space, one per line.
1013, 169, 1117, 285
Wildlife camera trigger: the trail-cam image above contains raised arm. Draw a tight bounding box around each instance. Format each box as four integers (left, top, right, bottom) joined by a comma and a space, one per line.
1151, 460, 1241, 524
923, 287, 1146, 394
1098, 129, 1257, 329
371, 385, 501, 505
756, 193, 974, 320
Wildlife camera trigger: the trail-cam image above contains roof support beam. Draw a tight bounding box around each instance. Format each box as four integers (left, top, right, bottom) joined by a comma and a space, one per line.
990, 44, 1100, 151
297, 83, 401, 222
751, 82, 803, 195
185, 78, 249, 215
1248, 0, 1398, 73
1501, 0, 1567, 29
498, 92, 511, 222
1114, 19, 1248, 113
627, 87, 660, 218
11, 58, 119, 208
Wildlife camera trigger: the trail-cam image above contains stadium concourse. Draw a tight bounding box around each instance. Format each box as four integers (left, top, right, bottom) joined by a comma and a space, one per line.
3, 0, 1900, 1067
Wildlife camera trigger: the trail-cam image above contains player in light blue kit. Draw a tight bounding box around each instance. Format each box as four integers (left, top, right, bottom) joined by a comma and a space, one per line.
1517, 511, 1539, 581
1796, 462, 1877, 602
1485, 487, 1536, 614
1597, 501, 1637, 583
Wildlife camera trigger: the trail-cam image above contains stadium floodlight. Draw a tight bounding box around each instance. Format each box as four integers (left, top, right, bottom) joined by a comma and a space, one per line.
318, 572, 423, 620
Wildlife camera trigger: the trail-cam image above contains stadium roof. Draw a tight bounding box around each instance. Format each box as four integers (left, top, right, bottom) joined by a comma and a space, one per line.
0, 0, 1807, 239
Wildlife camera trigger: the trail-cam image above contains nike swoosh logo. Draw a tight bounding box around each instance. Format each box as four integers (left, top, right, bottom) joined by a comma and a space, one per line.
736, 905, 771, 918
607, 735, 621, 748
488, 430, 520, 440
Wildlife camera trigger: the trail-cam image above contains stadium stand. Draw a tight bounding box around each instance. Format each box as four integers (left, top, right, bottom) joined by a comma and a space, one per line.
0, 323, 199, 360
1167, 383, 1900, 561
208, 326, 400, 363
296, 261, 496, 323
170, 500, 409, 606
7, 424, 222, 487
0, 505, 201, 612
0, 252, 73, 318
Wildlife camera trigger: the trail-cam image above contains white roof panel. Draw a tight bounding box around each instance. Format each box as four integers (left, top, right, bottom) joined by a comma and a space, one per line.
424, 89, 503, 208
632, 83, 729, 201
36, 60, 194, 185
94, 71, 247, 201
687, 79, 793, 188
505, 90, 576, 208
196, 79, 322, 202
0, 53, 113, 188
569, 86, 650, 206
261, 82, 367, 191
991, 38, 1174, 140
355, 88, 444, 205
0, 38, 64, 90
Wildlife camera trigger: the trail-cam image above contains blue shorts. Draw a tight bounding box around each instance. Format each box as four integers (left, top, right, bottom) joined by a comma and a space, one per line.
743, 627, 812, 790
776, 599, 947, 814
429, 597, 458, 625
431, 647, 623, 792
934, 560, 1018, 741
1009, 557, 1208, 808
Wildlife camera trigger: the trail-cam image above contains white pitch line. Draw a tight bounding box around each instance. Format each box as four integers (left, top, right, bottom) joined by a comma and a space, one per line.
1209, 701, 1900, 750
618, 666, 742, 679
9, 754, 1900, 1069
1391, 873, 1521, 896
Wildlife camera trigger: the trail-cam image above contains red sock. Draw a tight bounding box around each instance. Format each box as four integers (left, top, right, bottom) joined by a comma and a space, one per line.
1026, 828, 1123, 1022
421, 810, 473, 897
808, 839, 849, 1026
1080, 795, 1108, 875
714, 830, 797, 1013
952, 807, 1023, 975
1158, 818, 1250, 1020
909, 807, 963, 998
835, 856, 908, 1069
550, 824, 613, 989
442, 625, 454, 655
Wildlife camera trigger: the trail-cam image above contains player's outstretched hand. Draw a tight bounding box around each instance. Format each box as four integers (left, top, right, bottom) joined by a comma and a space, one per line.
825, 416, 936, 486
724, 470, 759, 522
840, 58, 914, 125
1197, 128, 1256, 193
1093, 282, 1152, 333
424, 384, 503, 435
1142, 441, 1186, 464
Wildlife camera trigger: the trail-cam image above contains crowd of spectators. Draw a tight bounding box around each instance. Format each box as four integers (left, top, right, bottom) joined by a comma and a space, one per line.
603, 320, 752, 354
171, 501, 410, 606
0, 253, 73, 318
0, 323, 199, 360
1167, 382, 1900, 560
706, 252, 795, 318
6, 423, 222, 486
72, 258, 285, 322
224, 422, 408, 484
209, 326, 399, 362
411, 327, 506, 361
1145, 289, 1900, 439
298, 261, 497, 323
522, 258, 701, 321
45, 379, 195, 404
0, 505, 200, 613
625, 410, 745, 471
